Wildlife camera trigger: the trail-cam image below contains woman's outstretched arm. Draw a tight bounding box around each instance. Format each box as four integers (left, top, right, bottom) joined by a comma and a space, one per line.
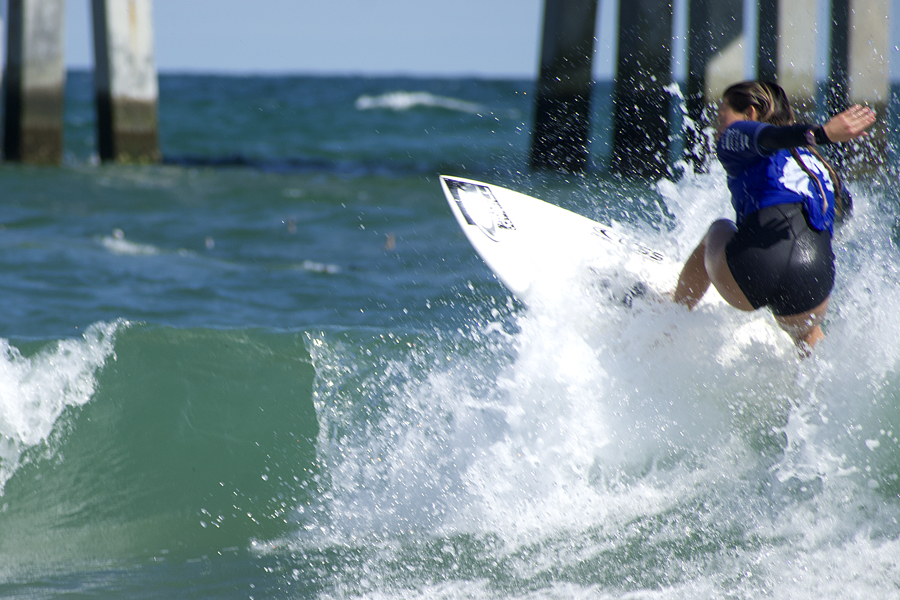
756, 104, 877, 151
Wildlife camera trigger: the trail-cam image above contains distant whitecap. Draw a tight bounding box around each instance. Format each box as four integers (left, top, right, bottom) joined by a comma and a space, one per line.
100, 230, 160, 255
354, 91, 483, 114
301, 260, 341, 274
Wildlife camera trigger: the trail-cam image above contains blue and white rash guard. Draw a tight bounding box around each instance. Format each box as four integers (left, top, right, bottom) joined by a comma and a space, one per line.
716, 120, 837, 234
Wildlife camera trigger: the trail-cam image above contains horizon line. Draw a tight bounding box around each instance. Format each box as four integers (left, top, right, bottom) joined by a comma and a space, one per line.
62, 66, 621, 82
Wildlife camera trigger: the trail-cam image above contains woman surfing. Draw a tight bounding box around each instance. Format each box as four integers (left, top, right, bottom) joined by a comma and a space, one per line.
673, 80, 876, 353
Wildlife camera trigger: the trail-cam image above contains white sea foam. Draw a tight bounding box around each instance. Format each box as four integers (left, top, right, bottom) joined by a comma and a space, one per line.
355, 91, 484, 114
303, 167, 900, 598
0, 321, 122, 495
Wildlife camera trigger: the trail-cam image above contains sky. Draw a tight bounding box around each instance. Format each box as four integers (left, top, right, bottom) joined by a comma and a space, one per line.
62, 0, 546, 78
5, 1, 899, 82
57, 0, 623, 79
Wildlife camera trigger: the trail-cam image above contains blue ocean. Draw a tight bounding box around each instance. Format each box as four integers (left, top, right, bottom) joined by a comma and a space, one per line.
2, 71, 900, 599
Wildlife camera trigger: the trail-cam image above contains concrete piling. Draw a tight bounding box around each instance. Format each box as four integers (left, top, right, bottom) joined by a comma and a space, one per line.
3, 0, 66, 164
891, 0, 900, 158
846, 0, 890, 105
685, 0, 743, 169
91, 0, 160, 163
531, 0, 599, 173
755, 0, 779, 83
825, 0, 851, 114
610, 0, 674, 178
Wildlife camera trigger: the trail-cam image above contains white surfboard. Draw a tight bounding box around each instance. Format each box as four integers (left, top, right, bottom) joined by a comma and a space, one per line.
440, 175, 679, 307
440, 175, 795, 359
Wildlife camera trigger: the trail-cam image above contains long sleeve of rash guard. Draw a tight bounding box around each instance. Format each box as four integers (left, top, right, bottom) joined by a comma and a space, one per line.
757, 124, 832, 150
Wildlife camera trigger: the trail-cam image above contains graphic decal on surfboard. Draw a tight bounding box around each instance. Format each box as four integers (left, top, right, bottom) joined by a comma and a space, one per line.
443, 178, 515, 242
440, 175, 675, 302
592, 226, 665, 263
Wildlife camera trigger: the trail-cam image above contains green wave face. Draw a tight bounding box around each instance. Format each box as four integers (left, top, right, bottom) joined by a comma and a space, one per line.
0, 324, 320, 567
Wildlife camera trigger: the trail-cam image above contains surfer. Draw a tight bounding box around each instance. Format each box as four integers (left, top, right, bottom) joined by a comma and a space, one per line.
673, 80, 876, 353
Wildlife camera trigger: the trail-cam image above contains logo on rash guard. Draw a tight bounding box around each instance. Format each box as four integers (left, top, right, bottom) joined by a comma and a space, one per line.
780, 154, 833, 199
720, 128, 751, 152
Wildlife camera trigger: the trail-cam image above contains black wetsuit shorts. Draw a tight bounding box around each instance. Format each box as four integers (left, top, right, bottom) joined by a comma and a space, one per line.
725, 203, 835, 316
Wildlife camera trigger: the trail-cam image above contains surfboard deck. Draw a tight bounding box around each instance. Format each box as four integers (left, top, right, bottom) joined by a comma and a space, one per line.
440, 175, 679, 306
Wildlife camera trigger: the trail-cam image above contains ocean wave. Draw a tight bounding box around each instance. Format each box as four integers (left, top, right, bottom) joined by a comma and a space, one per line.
0, 320, 123, 495
0, 325, 321, 568
355, 91, 484, 114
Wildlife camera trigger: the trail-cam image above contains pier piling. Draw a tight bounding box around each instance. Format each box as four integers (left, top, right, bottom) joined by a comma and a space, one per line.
530, 0, 598, 173
891, 0, 900, 157
755, 0, 779, 83
3, 0, 66, 164
610, 0, 674, 178
91, 0, 160, 163
685, 0, 743, 169
826, 0, 851, 114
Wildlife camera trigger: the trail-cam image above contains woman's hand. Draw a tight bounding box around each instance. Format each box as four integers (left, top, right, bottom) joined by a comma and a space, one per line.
823, 104, 877, 143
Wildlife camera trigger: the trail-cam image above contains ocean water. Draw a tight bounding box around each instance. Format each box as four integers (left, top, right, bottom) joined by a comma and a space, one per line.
2, 71, 900, 599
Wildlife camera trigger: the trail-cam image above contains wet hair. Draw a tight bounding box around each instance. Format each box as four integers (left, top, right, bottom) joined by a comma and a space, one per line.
722, 81, 794, 126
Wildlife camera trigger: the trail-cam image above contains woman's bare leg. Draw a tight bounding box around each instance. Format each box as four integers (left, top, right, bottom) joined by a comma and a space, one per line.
675, 220, 755, 311
676, 222, 830, 355
673, 240, 710, 309
774, 298, 829, 354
